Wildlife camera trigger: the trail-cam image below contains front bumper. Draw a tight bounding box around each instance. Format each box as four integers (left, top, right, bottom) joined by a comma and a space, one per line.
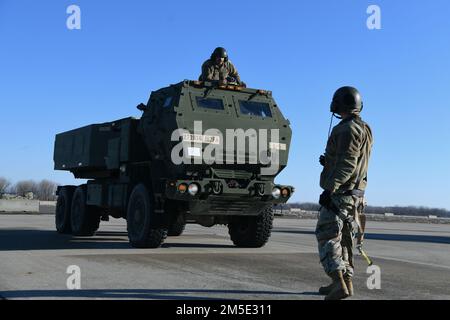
165, 179, 294, 215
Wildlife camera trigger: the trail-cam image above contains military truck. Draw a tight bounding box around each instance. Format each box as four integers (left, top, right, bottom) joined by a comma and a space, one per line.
54, 80, 293, 248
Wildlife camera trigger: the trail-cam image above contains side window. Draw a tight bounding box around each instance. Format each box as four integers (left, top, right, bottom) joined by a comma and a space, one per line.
239, 100, 272, 118
196, 97, 224, 110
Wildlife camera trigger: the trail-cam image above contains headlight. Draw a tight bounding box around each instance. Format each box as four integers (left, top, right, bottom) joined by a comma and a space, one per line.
272, 187, 281, 199
178, 183, 188, 194
281, 188, 290, 198
188, 183, 200, 196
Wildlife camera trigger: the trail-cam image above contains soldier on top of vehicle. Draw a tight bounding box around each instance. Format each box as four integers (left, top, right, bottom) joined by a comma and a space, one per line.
199, 47, 245, 87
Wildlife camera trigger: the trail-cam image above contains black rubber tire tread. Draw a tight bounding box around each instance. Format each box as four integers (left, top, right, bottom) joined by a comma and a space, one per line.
168, 213, 186, 237
70, 186, 101, 236
55, 186, 75, 234
126, 184, 168, 248
228, 206, 274, 248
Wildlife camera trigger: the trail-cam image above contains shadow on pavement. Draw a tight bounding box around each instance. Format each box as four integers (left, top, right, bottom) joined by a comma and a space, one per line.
273, 229, 450, 244
0, 230, 233, 251
162, 243, 234, 249
4, 227, 448, 252
0, 230, 131, 251
0, 288, 321, 300
365, 233, 450, 244
96, 231, 128, 237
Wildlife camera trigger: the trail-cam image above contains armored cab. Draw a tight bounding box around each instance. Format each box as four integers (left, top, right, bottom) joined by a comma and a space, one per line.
54, 80, 294, 248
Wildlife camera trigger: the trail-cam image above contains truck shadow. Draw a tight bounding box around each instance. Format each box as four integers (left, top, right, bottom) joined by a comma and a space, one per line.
0, 229, 130, 251
0, 288, 321, 300
2, 228, 450, 251
162, 243, 235, 249
0, 230, 233, 251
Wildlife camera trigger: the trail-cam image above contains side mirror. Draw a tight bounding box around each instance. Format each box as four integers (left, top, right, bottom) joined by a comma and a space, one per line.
137, 103, 147, 111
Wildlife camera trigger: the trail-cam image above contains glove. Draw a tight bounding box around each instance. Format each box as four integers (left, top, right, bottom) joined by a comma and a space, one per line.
226, 76, 236, 83
319, 155, 326, 166
319, 190, 332, 208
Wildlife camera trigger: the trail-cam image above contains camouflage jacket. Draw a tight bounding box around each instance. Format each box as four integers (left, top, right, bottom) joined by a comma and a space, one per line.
199, 59, 241, 83
320, 115, 373, 193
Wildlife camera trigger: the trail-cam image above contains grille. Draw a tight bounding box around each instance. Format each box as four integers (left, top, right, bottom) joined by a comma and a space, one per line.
205, 198, 267, 215
212, 169, 253, 180
209, 199, 253, 214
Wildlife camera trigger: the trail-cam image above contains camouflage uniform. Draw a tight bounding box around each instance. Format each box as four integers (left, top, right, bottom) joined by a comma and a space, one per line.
199, 59, 241, 84
316, 115, 373, 279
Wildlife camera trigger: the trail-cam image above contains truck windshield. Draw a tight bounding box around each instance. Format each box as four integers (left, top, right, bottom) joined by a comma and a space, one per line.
196, 97, 224, 110
239, 100, 272, 118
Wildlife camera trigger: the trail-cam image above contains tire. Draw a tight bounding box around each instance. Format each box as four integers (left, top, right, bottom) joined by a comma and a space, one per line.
70, 186, 101, 236
55, 186, 75, 234
168, 213, 186, 237
228, 206, 274, 248
126, 184, 168, 248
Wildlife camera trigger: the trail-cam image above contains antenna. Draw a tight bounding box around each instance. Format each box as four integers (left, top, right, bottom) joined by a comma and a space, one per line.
327, 113, 334, 139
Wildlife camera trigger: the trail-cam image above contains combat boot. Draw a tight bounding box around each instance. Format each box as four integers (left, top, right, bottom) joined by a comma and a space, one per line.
320, 275, 354, 296
344, 276, 354, 297
318, 282, 334, 295
324, 270, 350, 300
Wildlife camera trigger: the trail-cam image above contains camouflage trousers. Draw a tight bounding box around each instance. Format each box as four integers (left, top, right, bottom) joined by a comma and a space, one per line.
315, 194, 364, 278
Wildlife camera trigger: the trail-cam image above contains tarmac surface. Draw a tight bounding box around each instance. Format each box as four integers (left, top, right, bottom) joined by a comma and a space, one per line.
1, 214, 450, 300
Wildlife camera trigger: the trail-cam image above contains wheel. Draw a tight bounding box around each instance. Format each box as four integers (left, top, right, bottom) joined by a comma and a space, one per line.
168, 213, 186, 237
70, 186, 101, 236
126, 184, 168, 248
55, 186, 75, 234
228, 206, 274, 248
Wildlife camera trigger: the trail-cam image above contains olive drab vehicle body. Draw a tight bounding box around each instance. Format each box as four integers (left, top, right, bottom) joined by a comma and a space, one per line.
54, 80, 294, 248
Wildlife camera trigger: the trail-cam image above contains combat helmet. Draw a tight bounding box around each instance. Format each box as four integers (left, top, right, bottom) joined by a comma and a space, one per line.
211, 47, 228, 61
330, 86, 363, 114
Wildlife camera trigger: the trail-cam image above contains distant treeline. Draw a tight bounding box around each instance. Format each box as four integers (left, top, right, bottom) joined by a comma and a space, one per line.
0, 177, 58, 201
278, 202, 450, 218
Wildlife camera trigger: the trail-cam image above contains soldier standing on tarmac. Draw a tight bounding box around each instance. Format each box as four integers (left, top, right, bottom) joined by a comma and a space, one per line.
316, 86, 374, 300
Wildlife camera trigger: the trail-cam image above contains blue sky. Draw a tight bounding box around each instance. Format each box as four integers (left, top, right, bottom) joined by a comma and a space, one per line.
0, 0, 449, 209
